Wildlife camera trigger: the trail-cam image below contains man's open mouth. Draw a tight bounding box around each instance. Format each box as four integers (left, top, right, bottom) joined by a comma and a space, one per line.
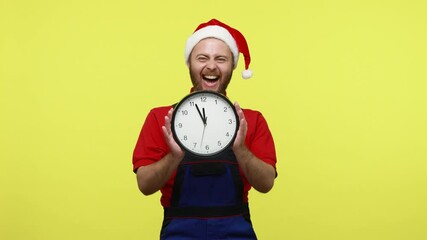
203, 75, 220, 82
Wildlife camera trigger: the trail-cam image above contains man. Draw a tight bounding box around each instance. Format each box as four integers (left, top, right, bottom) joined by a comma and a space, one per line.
133, 19, 277, 239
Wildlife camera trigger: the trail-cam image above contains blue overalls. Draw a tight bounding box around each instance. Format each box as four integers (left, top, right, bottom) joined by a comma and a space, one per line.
160, 149, 257, 239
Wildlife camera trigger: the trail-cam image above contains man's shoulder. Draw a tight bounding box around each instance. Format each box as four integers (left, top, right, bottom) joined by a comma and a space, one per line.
150, 105, 174, 111
144, 105, 174, 122
242, 108, 269, 125
242, 108, 262, 117
242, 108, 260, 114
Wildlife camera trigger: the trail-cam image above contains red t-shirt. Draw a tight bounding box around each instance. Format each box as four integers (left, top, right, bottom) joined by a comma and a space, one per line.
133, 105, 277, 207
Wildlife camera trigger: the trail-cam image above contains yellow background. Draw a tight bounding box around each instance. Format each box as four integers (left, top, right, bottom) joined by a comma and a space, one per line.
1, 0, 426, 239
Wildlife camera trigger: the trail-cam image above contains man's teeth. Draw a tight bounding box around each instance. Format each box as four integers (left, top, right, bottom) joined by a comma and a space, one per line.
204, 75, 219, 80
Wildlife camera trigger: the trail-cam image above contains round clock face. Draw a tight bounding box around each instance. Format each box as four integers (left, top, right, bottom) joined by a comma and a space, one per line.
171, 90, 239, 157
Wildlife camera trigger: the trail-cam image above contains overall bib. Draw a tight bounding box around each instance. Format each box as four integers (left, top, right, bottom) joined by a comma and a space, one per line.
160, 149, 257, 240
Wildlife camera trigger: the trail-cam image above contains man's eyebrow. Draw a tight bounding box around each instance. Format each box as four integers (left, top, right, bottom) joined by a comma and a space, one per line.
194, 53, 229, 59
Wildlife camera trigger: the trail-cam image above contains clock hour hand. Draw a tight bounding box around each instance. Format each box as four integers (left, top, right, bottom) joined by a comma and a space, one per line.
195, 104, 207, 125
202, 107, 207, 124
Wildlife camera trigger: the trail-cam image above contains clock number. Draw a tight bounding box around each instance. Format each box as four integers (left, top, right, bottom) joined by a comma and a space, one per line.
189, 101, 195, 107
226, 132, 230, 137
228, 119, 233, 124
193, 142, 197, 148
178, 123, 183, 128
215, 99, 218, 104
201, 96, 207, 102
223, 107, 228, 112
183, 135, 187, 141
205, 145, 209, 150
181, 110, 188, 115
217, 141, 222, 146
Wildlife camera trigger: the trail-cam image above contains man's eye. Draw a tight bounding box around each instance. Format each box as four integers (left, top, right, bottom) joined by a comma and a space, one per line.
197, 57, 208, 62
217, 58, 227, 63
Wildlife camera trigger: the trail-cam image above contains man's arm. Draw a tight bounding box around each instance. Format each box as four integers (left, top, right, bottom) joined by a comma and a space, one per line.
136, 108, 185, 195
232, 103, 276, 193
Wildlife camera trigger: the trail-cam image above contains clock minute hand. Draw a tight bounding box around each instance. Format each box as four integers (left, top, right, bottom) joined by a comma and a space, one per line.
195, 104, 206, 125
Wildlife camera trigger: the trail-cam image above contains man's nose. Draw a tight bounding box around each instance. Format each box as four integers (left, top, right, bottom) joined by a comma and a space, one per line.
206, 60, 217, 70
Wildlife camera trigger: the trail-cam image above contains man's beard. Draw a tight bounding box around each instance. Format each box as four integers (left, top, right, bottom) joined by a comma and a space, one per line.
189, 69, 233, 94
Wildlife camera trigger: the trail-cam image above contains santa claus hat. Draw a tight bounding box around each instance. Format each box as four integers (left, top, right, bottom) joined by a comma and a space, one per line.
184, 19, 253, 79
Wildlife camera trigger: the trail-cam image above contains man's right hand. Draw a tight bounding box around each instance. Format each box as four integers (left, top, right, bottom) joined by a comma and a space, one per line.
162, 108, 185, 160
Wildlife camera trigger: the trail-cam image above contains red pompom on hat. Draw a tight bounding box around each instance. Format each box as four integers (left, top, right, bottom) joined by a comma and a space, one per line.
185, 19, 253, 79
